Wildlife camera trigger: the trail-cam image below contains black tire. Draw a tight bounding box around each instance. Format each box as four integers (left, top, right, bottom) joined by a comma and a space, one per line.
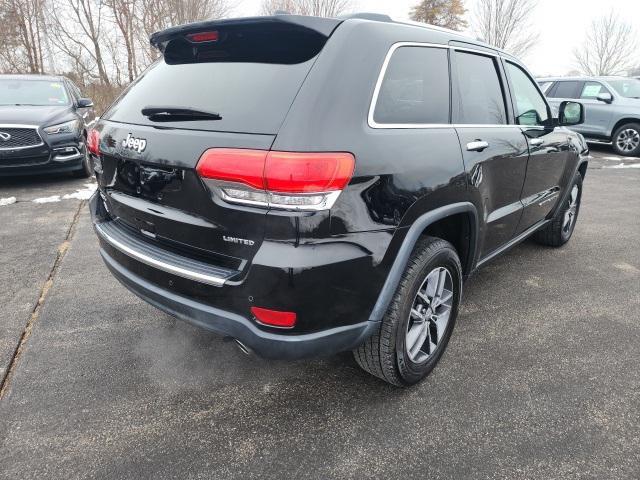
72, 142, 93, 178
533, 172, 583, 247
611, 122, 640, 157
353, 236, 462, 387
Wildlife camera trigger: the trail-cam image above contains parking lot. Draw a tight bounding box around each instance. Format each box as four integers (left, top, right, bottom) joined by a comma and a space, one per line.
0, 147, 638, 479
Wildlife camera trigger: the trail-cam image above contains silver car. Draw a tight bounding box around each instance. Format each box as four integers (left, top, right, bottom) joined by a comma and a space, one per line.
538, 76, 640, 156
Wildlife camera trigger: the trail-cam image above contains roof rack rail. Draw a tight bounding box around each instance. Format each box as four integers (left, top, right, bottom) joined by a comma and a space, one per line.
339, 12, 393, 22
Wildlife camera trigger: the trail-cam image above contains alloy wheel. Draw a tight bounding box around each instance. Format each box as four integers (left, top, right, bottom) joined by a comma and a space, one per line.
616, 128, 640, 153
563, 184, 579, 234
405, 267, 453, 363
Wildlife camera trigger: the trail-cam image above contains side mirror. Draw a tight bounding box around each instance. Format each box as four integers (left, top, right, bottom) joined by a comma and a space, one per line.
77, 98, 94, 108
558, 101, 584, 126
596, 92, 613, 104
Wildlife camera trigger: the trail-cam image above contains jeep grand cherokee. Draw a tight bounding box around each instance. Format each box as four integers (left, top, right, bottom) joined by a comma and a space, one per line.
89, 14, 589, 386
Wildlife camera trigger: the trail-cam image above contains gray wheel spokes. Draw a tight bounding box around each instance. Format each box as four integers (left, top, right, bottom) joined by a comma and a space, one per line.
617, 129, 640, 152
407, 319, 429, 358
563, 184, 579, 233
406, 267, 454, 363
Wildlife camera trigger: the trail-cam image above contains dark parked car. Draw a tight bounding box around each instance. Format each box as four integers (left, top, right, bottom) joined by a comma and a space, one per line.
539, 76, 640, 156
89, 14, 589, 386
0, 74, 96, 177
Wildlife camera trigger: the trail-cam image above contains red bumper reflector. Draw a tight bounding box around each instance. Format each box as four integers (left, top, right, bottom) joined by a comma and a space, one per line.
251, 307, 297, 328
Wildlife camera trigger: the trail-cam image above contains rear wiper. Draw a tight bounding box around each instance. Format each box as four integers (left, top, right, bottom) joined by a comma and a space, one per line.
141, 105, 222, 121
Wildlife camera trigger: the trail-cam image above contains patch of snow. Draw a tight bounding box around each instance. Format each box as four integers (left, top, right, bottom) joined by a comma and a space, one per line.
601, 156, 622, 161
32, 195, 61, 203
62, 183, 97, 200
0, 196, 17, 206
603, 163, 640, 169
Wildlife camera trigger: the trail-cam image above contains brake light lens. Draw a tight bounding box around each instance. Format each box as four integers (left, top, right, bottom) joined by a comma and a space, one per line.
196, 149, 355, 211
186, 31, 219, 43
87, 129, 100, 155
251, 307, 297, 328
196, 148, 266, 190
265, 151, 354, 193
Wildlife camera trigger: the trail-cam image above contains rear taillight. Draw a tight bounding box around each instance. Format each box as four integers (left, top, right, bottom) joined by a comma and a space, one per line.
196, 149, 355, 211
87, 129, 100, 155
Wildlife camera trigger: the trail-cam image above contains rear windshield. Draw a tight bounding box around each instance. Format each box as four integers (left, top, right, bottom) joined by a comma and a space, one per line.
105, 23, 331, 134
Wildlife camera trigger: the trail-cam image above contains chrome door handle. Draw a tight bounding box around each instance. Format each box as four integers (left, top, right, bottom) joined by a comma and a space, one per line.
529, 138, 544, 146
466, 140, 489, 152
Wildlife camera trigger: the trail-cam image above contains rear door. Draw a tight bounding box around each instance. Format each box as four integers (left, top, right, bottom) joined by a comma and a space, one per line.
451, 49, 529, 257
95, 18, 338, 268
503, 60, 570, 234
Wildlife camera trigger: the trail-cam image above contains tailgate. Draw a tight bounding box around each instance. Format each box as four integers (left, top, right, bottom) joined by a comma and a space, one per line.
96, 122, 274, 268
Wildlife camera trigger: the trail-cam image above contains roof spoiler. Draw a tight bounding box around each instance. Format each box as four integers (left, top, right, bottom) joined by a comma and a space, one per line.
149, 15, 342, 52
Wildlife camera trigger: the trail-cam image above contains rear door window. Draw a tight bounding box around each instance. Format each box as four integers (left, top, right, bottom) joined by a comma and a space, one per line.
372, 46, 450, 125
548, 81, 581, 99
538, 81, 553, 94
104, 23, 332, 134
453, 51, 507, 125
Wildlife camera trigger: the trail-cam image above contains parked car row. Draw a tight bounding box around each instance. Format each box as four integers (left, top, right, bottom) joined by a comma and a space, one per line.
538, 76, 640, 156
0, 74, 96, 177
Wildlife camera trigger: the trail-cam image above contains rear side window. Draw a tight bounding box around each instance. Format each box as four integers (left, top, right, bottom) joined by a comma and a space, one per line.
104, 24, 330, 134
372, 46, 450, 125
453, 52, 507, 125
548, 81, 581, 99
538, 81, 553, 93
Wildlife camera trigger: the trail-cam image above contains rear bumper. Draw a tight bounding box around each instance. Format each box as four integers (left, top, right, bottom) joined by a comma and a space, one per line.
90, 192, 384, 359
100, 248, 378, 359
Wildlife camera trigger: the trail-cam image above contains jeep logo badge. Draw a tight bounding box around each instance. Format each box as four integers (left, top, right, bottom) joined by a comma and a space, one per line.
122, 133, 147, 153
0, 131, 11, 141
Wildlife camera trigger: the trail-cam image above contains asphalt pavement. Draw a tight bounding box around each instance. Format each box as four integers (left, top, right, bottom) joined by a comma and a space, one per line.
0, 148, 638, 479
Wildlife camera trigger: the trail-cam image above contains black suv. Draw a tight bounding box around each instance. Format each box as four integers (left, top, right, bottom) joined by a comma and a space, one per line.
89, 14, 589, 386
0, 74, 95, 177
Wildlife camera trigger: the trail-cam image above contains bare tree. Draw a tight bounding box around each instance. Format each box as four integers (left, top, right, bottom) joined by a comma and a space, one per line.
573, 13, 638, 76
48, 0, 112, 85
472, 0, 539, 57
410, 0, 467, 31
105, 0, 139, 83
0, 0, 49, 73
261, 0, 352, 17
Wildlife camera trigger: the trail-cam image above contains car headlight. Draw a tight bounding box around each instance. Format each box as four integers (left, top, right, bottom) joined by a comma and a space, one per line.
43, 119, 80, 135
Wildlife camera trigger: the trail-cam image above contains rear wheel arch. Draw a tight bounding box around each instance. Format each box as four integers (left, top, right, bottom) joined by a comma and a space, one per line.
610, 118, 640, 139
368, 202, 478, 323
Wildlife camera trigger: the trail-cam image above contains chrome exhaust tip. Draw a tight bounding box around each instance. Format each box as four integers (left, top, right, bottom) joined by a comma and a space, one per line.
234, 339, 252, 356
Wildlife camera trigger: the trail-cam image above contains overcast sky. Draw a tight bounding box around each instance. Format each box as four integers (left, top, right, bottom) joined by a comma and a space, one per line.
232, 0, 640, 76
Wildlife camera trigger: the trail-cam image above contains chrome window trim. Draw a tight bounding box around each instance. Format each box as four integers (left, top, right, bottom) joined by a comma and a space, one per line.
368, 42, 531, 130
0, 124, 45, 150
